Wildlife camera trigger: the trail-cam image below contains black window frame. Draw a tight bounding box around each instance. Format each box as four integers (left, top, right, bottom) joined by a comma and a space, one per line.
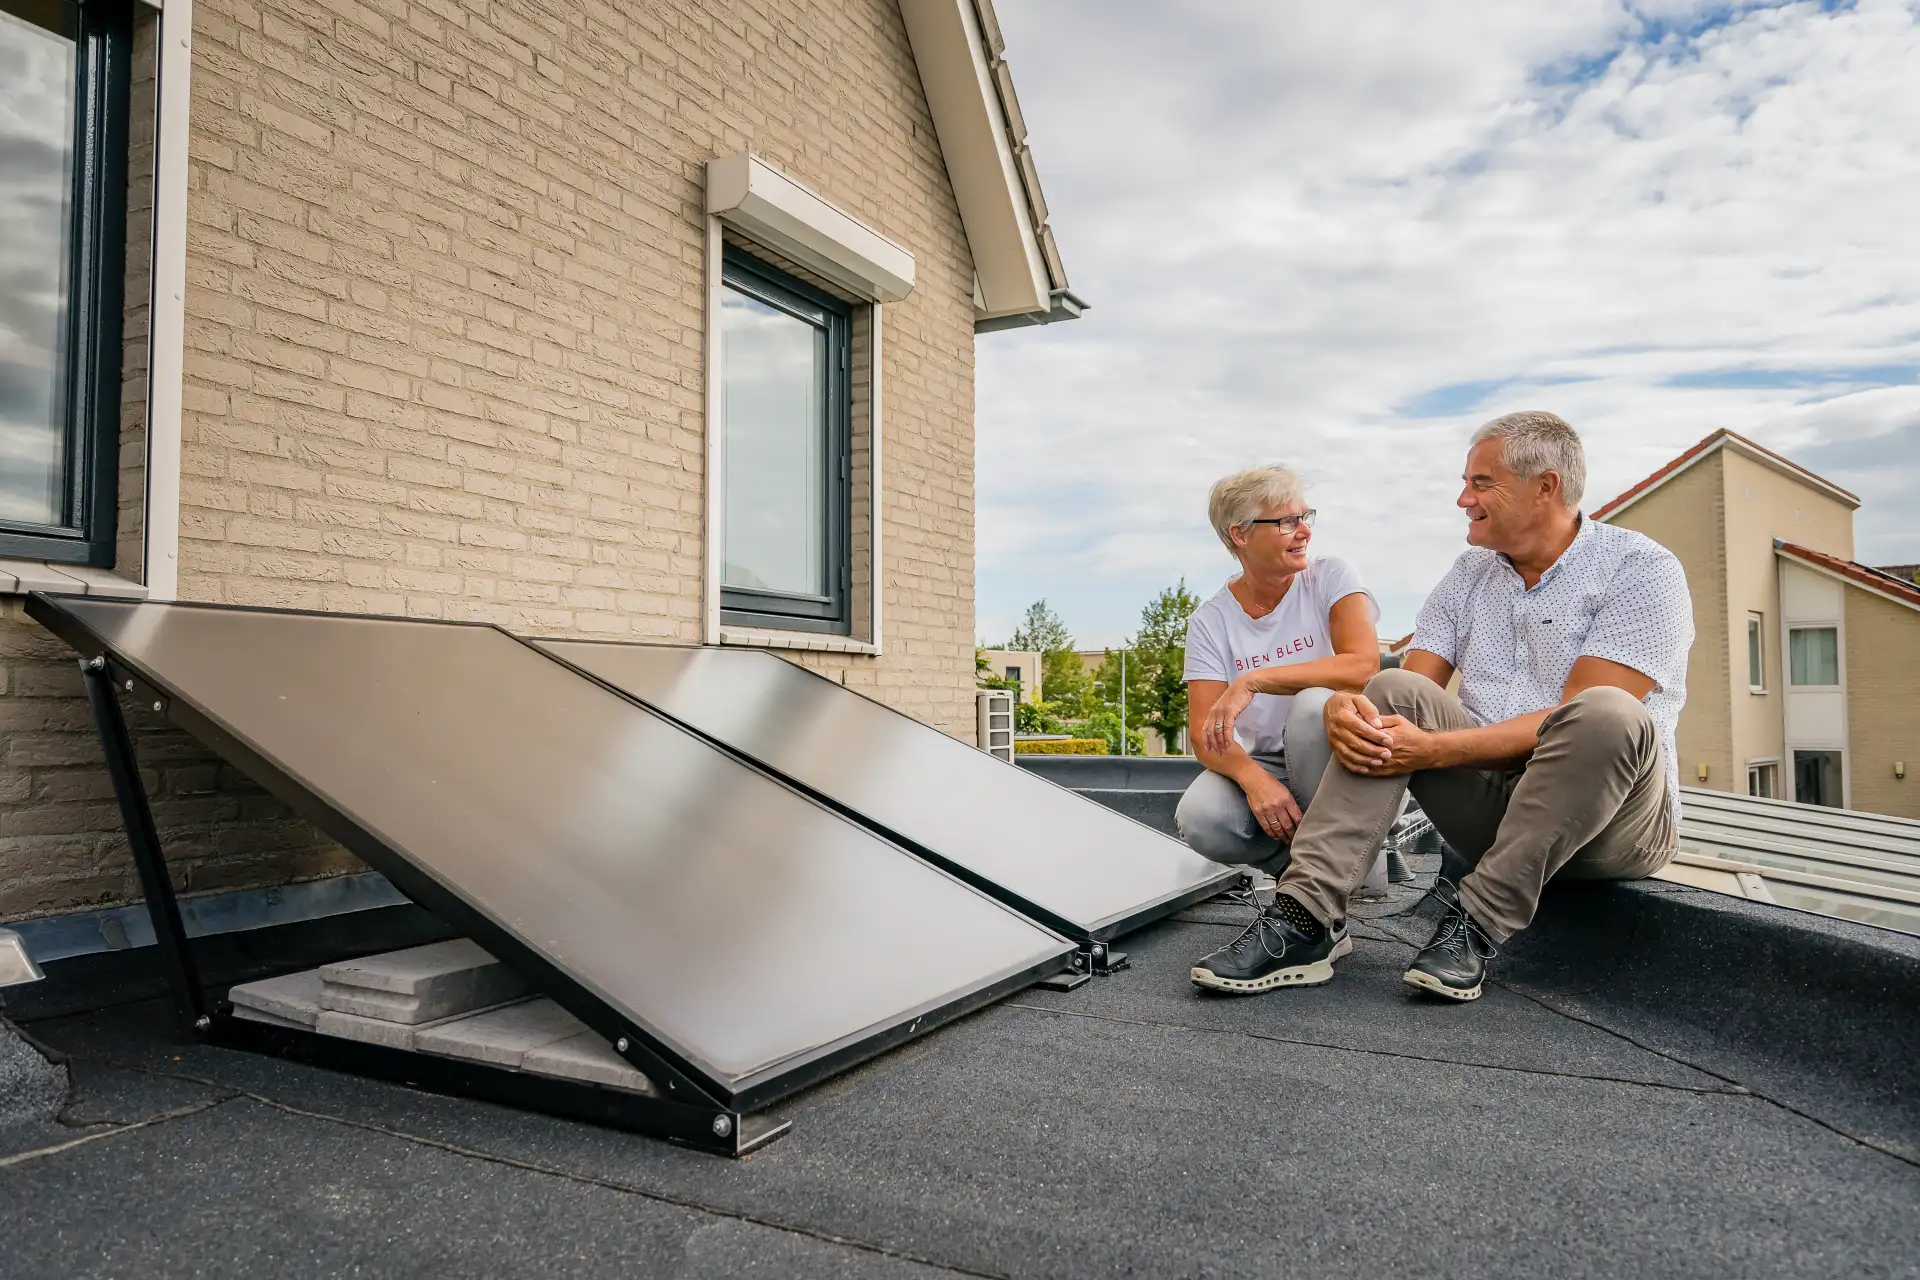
0, 0, 131, 566
718, 247, 853, 636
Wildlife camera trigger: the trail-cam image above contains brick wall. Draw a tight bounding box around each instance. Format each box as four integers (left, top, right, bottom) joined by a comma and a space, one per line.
0, 0, 983, 921
1844, 588, 1920, 820
1602, 452, 1731, 789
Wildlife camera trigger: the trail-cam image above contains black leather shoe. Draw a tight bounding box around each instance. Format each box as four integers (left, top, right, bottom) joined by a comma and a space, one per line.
1404, 896, 1496, 1001
1191, 893, 1350, 994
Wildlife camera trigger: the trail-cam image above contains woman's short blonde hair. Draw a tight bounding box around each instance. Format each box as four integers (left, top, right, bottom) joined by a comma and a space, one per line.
1208, 464, 1305, 556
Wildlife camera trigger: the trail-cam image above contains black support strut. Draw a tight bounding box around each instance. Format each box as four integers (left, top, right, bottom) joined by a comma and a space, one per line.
81, 655, 207, 1032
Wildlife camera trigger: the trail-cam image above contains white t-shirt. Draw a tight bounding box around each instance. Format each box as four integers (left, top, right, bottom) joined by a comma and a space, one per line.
1183, 556, 1377, 757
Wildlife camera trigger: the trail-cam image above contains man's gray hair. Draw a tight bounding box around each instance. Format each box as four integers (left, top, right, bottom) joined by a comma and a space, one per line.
1471, 411, 1587, 509
1208, 464, 1305, 556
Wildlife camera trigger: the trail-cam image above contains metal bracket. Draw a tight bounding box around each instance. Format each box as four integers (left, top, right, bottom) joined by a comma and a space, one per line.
1035, 940, 1128, 991
81, 656, 206, 1033
210, 1009, 789, 1157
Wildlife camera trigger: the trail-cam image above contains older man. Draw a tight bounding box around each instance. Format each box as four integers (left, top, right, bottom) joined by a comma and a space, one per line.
1191, 411, 1693, 1002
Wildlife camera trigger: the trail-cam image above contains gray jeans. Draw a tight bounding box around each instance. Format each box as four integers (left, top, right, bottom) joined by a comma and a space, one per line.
1175, 687, 1336, 876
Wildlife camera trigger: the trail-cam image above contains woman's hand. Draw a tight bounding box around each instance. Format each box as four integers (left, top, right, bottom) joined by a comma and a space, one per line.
1202, 677, 1257, 754
1240, 770, 1303, 841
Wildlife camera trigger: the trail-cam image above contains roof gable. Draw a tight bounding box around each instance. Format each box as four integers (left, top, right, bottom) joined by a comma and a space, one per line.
1593, 429, 1859, 522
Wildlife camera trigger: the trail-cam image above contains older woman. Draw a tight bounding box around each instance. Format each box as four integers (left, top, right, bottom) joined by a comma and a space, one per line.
1177, 465, 1381, 890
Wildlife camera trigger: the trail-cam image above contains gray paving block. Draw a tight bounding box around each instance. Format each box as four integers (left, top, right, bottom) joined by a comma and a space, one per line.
228, 970, 324, 1027
231, 1006, 309, 1031
315, 1009, 417, 1051
414, 998, 586, 1068
521, 1031, 658, 1096
318, 940, 529, 1024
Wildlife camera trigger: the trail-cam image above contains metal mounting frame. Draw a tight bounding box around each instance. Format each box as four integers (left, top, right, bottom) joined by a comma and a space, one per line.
76, 653, 785, 1157
35, 592, 1075, 1123
1036, 940, 1129, 991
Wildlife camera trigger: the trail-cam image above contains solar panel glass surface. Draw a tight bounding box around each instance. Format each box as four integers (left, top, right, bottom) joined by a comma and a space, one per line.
40, 599, 1071, 1104
539, 641, 1234, 939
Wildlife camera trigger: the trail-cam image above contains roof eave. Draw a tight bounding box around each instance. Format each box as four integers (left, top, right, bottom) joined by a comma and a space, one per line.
1775, 540, 1920, 613
899, 0, 1080, 332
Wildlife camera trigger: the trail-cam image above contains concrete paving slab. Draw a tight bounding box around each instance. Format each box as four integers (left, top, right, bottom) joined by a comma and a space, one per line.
313, 1009, 417, 1051
318, 939, 528, 1024
414, 998, 584, 1068
231, 1006, 309, 1030
227, 970, 323, 1027
521, 1031, 658, 1095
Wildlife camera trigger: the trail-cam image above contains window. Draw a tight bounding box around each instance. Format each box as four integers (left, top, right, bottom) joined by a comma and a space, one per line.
1788, 626, 1839, 687
0, 0, 129, 565
1746, 613, 1765, 691
718, 248, 851, 634
1793, 750, 1842, 809
1746, 761, 1778, 800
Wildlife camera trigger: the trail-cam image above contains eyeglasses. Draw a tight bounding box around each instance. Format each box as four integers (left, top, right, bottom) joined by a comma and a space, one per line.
1244, 510, 1316, 534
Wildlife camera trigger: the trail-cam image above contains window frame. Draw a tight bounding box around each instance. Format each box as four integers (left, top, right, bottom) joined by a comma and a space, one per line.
1791, 748, 1844, 809
716, 247, 853, 636
1746, 611, 1765, 692
1786, 624, 1841, 688
0, 0, 131, 566
1746, 759, 1779, 800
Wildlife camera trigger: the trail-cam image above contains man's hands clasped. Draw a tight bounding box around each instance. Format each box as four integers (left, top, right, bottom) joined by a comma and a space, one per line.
1323, 690, 1438, 776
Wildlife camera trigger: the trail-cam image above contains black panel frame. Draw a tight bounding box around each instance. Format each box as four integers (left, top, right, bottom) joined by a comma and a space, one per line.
32, 593, 1074, 1120
533, 638, 1238, 946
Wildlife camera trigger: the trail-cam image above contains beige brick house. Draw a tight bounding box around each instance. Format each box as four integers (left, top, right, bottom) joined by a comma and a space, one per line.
1596, 430, 1919, 819
0, 0, 1079, 922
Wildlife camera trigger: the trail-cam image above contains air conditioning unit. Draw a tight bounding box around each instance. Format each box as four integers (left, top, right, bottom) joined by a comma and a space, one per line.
976, 688, 1014, 761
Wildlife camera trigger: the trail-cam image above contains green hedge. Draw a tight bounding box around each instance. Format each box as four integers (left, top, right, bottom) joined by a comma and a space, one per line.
1014, 738, 1107, 755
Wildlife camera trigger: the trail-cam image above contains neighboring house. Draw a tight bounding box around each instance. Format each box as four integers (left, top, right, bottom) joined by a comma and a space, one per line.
1596, 430, 1918, 819
978, 648, 1041, 703
0, 0, 1080, 921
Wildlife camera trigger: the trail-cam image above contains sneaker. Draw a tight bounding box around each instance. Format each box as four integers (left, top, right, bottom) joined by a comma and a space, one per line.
1403, 895, 1496, 1002
1191, 893, 1351, 994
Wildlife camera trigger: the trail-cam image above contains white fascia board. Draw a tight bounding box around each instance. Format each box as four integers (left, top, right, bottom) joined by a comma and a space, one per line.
705, 154, 914, 303
900, 0, 1050, 320
1775, 545, 1920, 614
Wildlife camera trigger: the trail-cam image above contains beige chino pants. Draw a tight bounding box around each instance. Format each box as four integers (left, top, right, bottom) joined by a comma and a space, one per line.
1274, 667, 1677, 943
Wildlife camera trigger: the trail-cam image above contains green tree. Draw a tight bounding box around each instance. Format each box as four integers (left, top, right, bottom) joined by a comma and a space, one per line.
1007, 599, 1094, 718
1092, 580, 1202, 753
1135, 579, 1201, 748
974, 646, 1017, 691
1007, 600, 1073, 654
1083, 707, 1144, 757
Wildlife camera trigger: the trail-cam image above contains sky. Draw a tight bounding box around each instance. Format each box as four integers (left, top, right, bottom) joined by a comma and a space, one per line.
976, 0, 1920, 649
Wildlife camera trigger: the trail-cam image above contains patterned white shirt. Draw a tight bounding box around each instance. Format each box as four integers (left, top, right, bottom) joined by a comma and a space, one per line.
1410, 515, 1694, 823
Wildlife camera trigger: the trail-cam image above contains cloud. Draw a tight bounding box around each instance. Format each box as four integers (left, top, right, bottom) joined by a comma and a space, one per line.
979, 0, 1920, 646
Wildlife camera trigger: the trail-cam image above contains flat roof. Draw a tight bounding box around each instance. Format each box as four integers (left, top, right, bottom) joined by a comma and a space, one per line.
4, 859, 1915, 1275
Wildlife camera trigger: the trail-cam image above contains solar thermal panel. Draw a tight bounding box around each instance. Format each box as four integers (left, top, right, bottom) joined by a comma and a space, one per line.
536, 640, 1235, 942
29, 598, 1073, 1110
